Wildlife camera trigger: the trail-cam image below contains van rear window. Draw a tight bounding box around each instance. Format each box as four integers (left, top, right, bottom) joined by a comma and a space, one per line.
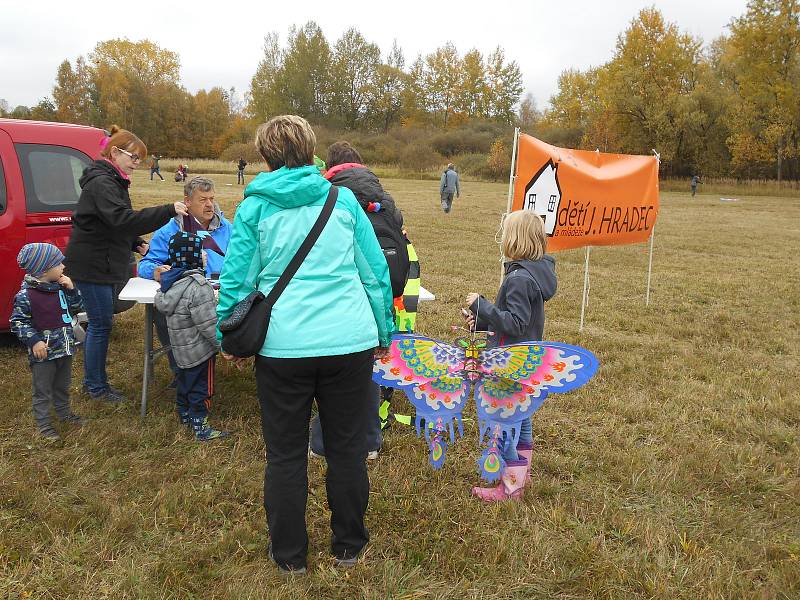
15, 144, 91, 214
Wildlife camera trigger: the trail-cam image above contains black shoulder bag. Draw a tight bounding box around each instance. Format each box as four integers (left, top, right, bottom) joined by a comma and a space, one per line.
219, 186, 339, 357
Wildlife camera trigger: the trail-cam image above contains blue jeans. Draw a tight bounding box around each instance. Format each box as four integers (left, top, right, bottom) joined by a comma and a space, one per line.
501, 417, 532, 461
309, 382, 382, 455
75, 281, 115, 395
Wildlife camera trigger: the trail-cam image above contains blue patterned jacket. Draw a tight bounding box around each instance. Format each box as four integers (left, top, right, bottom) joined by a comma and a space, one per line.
10, 277, 85, 364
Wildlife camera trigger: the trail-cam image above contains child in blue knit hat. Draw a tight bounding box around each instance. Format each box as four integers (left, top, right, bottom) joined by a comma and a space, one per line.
10, 243, 85, 441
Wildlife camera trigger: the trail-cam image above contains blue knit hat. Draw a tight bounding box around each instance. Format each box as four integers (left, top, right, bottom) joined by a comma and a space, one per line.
167, 231, 204, 270
16, 243, 65, 277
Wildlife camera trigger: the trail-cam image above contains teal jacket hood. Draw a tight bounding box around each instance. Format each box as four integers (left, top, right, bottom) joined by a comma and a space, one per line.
244, 166, 328, 209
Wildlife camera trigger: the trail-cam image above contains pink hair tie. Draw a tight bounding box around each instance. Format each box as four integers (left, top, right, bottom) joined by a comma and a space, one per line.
99, 136, 111, 150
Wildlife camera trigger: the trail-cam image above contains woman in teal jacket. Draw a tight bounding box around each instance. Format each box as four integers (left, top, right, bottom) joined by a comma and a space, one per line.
217, 115, 394, 574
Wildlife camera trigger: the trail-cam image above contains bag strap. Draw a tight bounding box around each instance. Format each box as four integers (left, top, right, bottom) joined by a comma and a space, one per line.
263, 185, 339, 307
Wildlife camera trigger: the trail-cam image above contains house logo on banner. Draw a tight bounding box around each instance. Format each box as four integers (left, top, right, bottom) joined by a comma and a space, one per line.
523, 160, 562, 236
511, 133, 660, 252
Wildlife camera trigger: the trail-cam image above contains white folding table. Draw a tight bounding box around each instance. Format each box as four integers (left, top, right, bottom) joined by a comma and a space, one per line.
118, 277, 168, 419
119, 277, 436, 419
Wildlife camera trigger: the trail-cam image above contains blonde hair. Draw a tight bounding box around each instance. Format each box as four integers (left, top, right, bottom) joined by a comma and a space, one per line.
255, 115, 316, 171
501, 210, 547, 261
101, 125, 147, 161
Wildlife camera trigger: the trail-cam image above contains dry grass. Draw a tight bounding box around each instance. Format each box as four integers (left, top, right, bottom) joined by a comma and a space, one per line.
1, 170, 798, 599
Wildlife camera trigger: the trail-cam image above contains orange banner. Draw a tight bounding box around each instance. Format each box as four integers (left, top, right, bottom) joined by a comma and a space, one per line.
511, 134, 660, 251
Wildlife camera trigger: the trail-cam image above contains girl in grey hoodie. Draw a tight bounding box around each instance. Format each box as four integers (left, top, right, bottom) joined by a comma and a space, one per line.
465, 211, 557, 502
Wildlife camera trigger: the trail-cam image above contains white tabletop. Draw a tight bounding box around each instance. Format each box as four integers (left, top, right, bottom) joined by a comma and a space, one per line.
118, 277, 160, 303
118, 276, 435, 304
419, 286, 435, 302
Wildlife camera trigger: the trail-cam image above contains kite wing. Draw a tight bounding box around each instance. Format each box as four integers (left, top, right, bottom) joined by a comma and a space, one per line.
373, 334, 465, 389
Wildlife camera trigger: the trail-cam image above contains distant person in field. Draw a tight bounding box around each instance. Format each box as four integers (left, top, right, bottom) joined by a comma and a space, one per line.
149, 154, 164, 181
237, 157, 247, 185
139, 176, 232, 381
464, 211, 556, 502
691, 174, 701, 197
439, 163, 460, 213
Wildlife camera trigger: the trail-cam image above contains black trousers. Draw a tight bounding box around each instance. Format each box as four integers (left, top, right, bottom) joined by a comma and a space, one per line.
255, 349, 374, 570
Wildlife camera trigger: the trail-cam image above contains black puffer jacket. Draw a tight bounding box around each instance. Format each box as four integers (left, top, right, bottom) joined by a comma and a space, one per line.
327, 164, 404, 229
64, 160, 176, 284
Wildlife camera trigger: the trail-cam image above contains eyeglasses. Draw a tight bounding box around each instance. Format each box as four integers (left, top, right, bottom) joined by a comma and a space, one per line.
116, 147, 141, 163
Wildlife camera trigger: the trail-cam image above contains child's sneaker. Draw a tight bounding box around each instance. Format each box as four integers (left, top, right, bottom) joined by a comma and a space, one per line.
192, 416, 229, 441
38, 424, 61, 441
367, 450, 379, 461
176, 408, 190, 426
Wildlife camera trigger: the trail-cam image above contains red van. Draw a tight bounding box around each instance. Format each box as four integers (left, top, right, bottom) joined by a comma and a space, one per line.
0, 118, 134, 332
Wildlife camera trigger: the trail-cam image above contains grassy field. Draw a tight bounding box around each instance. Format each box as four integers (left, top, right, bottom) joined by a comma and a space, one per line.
158, 157, 800, 198
1, 169, 798, 599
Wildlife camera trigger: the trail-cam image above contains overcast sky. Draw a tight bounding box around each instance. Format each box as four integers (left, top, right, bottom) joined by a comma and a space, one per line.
1, 0, 750, 112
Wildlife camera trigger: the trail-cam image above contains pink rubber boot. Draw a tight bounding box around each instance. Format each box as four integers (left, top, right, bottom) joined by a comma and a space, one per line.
471, 459, 528, 502
516, 441, 533, 484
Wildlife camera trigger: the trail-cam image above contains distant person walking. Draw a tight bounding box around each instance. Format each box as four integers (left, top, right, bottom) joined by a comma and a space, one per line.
149, 154, 164, 181
237, 157, 247, 185
439, 163, 460, 214
691, 175, 701, 197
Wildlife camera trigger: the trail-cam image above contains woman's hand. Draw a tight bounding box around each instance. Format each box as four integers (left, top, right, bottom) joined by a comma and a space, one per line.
173, 201, 189, 216
466, 292, 480, 306
135, 241, 149, 256
374, 346, 391, 361
222, 352, 248, 370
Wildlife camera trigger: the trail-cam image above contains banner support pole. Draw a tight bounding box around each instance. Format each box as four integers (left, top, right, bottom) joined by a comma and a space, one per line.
646, 226, 655, 306
646, 149, 660, 307
501, 127, 521, 282
580, 246, 591, 331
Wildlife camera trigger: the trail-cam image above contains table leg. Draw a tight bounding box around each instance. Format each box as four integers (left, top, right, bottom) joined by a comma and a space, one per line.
141, 304, 153, 419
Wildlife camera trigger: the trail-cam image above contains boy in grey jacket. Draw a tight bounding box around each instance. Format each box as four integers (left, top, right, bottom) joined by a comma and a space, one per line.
154, 232, 228, 441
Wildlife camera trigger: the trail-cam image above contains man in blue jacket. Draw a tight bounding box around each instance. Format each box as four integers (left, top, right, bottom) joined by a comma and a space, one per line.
139, 176, 232, 376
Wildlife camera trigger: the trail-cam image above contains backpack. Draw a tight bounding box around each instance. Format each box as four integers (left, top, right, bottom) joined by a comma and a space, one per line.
366, 207, 410, 298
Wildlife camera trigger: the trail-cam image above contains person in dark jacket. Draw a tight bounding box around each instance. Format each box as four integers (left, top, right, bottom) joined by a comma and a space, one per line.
323, 141, 403, 229
464, 210, 557, 502
10, 243, 85, 441
237, 157, 247, 184
64, 125, 188, 403
307, 141, 404, 461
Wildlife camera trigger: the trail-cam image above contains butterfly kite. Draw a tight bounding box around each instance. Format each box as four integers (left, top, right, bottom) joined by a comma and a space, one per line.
373, 331, 598, 482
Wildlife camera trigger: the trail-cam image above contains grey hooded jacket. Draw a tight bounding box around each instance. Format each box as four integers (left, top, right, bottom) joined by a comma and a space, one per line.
470, 256, 557, 348
153, 269, 220, 368
440, 168, 460, 196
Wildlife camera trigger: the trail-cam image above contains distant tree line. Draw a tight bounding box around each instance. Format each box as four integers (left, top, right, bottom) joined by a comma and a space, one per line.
3, 1, 799, 180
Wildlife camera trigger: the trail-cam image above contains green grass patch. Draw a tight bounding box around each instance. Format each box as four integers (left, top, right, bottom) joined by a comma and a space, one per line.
0, 171, 798, 598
